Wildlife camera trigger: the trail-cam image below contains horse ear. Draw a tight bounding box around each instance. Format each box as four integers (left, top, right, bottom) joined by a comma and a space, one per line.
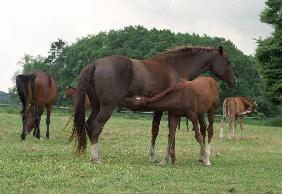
218, 46, 224, 55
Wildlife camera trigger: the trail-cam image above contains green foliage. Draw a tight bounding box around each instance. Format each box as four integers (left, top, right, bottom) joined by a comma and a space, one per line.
0, 111, 281, 193
14, 25, 270, 115
256, 0, 282, 105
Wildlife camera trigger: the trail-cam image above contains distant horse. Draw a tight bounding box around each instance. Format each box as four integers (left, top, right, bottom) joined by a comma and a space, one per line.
63, 86, 91, 110
219, 96, 256, 139
73, 45, 236, 163
122, 77, 218, 166
16, 70, 57, 140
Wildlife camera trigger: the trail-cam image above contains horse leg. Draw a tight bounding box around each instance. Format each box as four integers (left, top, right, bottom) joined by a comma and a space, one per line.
160, 113, 178, 165
198, 113, 207, 162
86, 108, 99, 140
170, 116, 180, 164
45, 105, 53, 139
149, 111, 163, 162
89, 104, 115, 163
228, 115, 235, 139
188, 111, 206, 165
239, 116, 244, 139
21, 113, 27, 140
220, 118, 225, 139
206, 109, 215, 166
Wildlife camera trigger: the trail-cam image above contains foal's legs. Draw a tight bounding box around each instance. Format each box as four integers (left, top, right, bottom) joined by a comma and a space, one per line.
89, 104, 116, 163
228, 114, 236, 139
239, 115, 244, 139
160, 113, 178, 165
220, 118, 225, 139
188, 111, 207, 165
198, 113, 207, 162
206, 109, 215, 166
149, 111, 163, 162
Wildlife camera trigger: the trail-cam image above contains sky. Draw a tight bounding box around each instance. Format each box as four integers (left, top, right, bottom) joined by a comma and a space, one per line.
0, 0, 272, 92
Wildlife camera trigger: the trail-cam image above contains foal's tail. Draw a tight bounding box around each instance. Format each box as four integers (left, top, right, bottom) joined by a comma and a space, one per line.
73, 64, 96, 154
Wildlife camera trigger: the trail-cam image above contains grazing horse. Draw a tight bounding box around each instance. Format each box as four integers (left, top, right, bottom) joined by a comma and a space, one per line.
63, 86, 91, 110
122, 77, 218, 166
16, 70, 57, 140
219, 96, 256, 139
73, 45, 236, 163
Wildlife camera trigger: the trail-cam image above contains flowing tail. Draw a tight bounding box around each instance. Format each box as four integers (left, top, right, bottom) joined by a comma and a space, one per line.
16, 73, 36, 114
73, 64, 96, 154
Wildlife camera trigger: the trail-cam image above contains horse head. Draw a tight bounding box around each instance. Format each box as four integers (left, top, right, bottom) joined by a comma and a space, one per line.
63, 86, 76, 99
209, 46, 237, 88
22, 105, 37, 133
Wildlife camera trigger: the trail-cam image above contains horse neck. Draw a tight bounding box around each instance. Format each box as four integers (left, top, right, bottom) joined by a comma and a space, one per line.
240, 97, 254, 109
147, 52, 215, 80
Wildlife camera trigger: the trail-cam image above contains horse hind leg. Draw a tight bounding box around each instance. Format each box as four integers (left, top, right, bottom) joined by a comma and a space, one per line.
45, 105, 53, 139
205, 109, 215, 166
188, 111, 206, 165
198, 114, 207, 162
89, 104, 116, 163
149, 111, 163, 162
160, 113, 178, 165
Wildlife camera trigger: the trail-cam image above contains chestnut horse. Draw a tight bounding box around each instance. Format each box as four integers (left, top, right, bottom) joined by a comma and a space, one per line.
220, 96, 255, 139
63, 86, 91, 110
122, 77, 218, 166
16, 70, 57, 140
73, 46, 236, 163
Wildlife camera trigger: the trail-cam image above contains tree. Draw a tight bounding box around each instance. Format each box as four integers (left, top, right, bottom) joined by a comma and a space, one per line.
256, 0, 282, 105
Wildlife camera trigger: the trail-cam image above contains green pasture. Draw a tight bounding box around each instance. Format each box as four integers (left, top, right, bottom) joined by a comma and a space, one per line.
0, 110, 281, 193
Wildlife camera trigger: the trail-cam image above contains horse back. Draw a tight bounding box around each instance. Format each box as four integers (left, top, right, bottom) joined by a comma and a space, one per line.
224, 97, 246, 118
129, 59, 180, 97
189, 77, 218, 112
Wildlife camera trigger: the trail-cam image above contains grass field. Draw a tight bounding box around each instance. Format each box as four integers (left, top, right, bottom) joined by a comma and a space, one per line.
0, 110, 281, 193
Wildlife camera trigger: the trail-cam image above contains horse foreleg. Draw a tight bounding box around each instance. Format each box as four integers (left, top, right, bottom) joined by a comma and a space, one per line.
149, 111, 163, 162
160, 113, 178, 165
89, 104, 115, 163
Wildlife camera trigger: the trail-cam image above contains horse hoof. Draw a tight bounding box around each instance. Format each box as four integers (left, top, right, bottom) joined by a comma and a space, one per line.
205, 161, 212, 166
91, 159, 102, 164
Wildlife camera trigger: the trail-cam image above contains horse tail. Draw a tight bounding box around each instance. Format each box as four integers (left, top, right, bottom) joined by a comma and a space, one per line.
16, 75, 26, 113
16, 73, 36, 114
73, 64, 96, 154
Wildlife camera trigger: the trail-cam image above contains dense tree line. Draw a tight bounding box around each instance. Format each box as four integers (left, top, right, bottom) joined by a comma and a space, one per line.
256, 0, 282, 107
10, 25, 278, 116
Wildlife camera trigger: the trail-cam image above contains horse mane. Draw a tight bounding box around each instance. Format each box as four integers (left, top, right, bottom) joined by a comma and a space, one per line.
154, 45, 217, 58
137, 80, 188, 105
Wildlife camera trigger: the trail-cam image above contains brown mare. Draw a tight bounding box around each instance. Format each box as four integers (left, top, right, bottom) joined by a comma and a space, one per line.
16, 70, 57, 140
219, 96, 256, 139
73, 46, 236, 163
63, 86, 91, 110
122, 77, 218, 166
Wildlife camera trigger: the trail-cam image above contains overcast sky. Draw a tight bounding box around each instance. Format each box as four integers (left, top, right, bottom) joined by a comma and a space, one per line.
0, 0, 272, 92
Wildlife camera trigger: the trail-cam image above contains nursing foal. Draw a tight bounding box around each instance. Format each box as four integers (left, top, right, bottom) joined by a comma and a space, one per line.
123, 76, 218, 166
